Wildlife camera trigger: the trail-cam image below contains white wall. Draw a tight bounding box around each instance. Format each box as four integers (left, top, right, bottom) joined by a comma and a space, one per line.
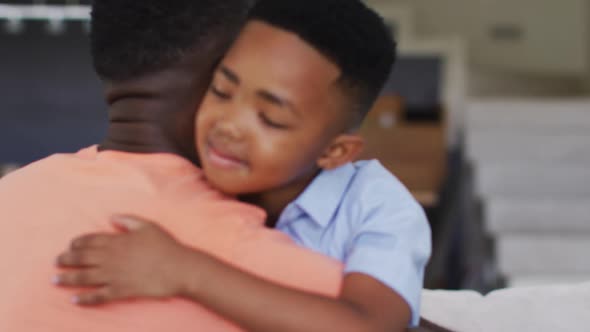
367, 0, 590, 97
469, 69, 587, 97
382, 0, 588, 73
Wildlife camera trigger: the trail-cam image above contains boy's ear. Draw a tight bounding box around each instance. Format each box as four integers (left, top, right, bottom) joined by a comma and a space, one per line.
317, 134, 365, 170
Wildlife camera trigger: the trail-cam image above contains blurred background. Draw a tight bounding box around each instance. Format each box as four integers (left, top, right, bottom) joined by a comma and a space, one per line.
1, 0, 589, 293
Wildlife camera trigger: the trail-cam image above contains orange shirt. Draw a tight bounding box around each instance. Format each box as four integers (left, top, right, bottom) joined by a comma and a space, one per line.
0, 147, 342, 331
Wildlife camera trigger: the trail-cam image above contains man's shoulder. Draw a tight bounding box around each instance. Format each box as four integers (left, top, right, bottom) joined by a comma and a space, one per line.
1, 152, 78, 181
231, 220, 343, 296
4, 145, 97, 174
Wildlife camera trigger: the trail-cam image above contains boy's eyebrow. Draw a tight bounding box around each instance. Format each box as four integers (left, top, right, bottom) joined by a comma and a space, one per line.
219, 65, 240, 84
256, 90, 298, 116
219, 64, 299, 116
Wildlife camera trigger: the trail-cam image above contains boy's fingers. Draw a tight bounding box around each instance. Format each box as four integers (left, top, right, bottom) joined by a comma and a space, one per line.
73, 287, 116, 306
56, 249, 104, 268
54, 269, 106, 288
111, 215, 150, 232
71, 234, 113, 250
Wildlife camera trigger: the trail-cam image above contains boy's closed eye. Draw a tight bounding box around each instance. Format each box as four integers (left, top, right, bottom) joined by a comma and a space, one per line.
209, 81, 292, 130
258, 112, 290, 130
210, 83, 232, 100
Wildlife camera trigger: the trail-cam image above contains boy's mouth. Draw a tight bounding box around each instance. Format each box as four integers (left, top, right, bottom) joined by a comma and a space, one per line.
205, 139, 248, 171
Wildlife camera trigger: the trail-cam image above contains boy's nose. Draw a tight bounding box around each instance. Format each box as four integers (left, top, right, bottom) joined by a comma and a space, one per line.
212, 120, 243, 142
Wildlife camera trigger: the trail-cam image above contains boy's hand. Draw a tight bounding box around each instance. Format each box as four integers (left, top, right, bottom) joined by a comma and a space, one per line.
55, 215, 195, 306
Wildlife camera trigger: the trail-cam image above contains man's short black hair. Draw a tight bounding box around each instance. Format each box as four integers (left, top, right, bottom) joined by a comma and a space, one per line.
249, 0, 396, 126
90, 0, 254, 81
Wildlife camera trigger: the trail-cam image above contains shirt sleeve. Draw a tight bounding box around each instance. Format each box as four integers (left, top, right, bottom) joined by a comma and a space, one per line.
343, 199, 431, 327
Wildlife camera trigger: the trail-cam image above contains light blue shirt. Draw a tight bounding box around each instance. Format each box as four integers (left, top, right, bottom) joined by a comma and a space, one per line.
276, 160, 432, 326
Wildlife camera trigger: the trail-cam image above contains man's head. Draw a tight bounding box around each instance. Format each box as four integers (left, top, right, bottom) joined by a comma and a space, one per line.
196, 0, 395, 195
91, 0, 253, 160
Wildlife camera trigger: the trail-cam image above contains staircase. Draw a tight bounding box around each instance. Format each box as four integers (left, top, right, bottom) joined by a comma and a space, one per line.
466, 99, 590, 287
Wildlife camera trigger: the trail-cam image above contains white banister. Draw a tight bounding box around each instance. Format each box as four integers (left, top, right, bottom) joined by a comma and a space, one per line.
0, 4, 90, 34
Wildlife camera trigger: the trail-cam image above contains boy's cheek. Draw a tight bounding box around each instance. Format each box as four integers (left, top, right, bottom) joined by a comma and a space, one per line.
195, 124, 211, 159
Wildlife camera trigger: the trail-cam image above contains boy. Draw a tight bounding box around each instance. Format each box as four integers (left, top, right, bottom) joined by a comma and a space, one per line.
56, 0, 431, 331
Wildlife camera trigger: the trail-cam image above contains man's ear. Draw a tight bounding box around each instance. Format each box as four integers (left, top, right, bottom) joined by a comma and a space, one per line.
317, 134, 365, 170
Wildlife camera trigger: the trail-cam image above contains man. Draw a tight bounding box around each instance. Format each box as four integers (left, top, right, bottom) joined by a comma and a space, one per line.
0, 1, 342, 331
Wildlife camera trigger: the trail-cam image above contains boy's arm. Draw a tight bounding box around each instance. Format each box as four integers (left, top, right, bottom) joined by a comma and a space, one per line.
178, 248, 411, 332
56, 216, 411, 332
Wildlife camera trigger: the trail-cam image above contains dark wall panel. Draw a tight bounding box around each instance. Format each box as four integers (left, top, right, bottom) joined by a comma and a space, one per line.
383, 55, 442, 120
0, 21, 106, 164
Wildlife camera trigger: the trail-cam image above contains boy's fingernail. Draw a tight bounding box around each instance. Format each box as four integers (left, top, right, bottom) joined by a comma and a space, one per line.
52, 276, 61, 285
71, 296, 79, 304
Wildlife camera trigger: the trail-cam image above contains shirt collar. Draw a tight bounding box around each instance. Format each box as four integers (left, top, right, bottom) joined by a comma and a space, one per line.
292, 162, 356, 227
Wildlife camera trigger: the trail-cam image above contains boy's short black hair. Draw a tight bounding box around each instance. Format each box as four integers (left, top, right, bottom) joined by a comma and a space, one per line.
249, 0, 396, 126
90, 0, 254, 81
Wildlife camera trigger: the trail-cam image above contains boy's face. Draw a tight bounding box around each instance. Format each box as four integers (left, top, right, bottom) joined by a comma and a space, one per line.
195, 21, 353, 195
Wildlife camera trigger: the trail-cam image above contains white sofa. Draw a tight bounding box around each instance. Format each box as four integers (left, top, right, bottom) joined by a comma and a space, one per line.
421, 282, 590, 331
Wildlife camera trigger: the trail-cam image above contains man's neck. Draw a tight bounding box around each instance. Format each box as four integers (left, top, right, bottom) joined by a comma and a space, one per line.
97, 80, 200, 164
98, 98, 181, 154
95, 57, 209, 163
99, 122, 184, 156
